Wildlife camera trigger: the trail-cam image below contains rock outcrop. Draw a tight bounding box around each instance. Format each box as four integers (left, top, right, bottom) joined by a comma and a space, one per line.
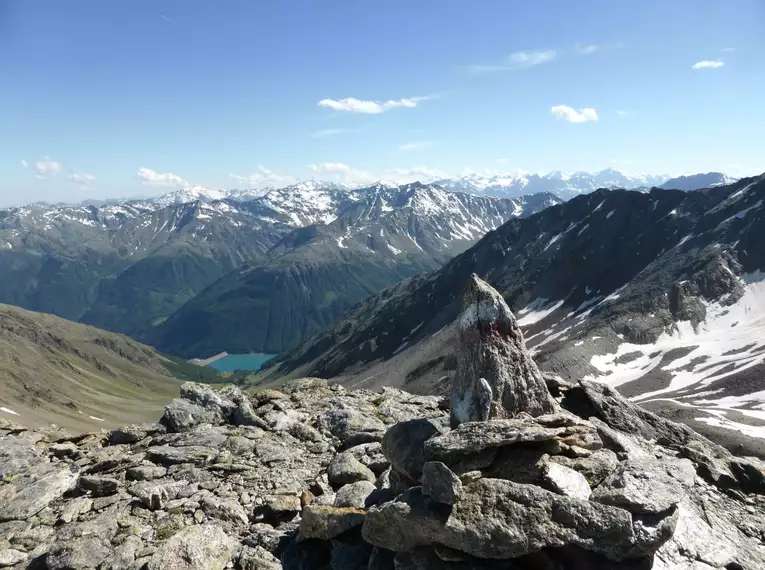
451, 274, 557, 426
1, 279, 764, 569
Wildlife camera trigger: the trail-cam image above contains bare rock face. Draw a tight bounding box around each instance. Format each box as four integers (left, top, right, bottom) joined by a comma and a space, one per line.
451, 274, 557, 426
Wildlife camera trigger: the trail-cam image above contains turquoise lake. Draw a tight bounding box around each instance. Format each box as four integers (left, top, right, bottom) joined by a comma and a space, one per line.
208, 353, 276, 372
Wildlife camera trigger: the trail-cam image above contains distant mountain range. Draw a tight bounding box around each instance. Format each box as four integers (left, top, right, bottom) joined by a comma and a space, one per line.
0, 183, 558, 351
151, 183, 558, 357
126, 170, 739, 205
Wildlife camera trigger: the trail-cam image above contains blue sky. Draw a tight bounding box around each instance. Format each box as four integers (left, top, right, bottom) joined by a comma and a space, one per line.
2, 0, 764, 205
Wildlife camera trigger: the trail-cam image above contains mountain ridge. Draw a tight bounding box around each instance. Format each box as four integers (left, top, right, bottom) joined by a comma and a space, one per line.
260, 174, 765, 452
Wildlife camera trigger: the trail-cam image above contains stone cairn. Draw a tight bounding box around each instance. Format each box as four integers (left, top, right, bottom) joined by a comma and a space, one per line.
1, 277, 764, 569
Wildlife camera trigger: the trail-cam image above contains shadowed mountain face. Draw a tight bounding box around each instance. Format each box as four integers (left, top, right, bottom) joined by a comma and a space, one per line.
263, 175, 765, 451
0, 183, 559, 346
152, 184, 560, 358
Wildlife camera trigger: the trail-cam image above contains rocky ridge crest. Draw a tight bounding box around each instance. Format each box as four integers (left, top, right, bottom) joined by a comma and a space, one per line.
1, 279, 764, 570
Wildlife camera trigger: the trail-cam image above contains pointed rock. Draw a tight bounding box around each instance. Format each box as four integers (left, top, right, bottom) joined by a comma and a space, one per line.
451, 274, 557, 426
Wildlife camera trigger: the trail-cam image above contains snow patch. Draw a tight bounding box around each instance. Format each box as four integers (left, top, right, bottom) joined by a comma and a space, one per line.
517, 299, 565, 326
0, 406, 19, 416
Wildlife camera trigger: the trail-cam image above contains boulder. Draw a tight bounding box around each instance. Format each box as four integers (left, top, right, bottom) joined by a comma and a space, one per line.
451, 275, 557, 426
327, 452, 375, 487
201, 495, 250, 526
108, 422, 163, 445
421, 462, 462, 505
0, 549, 27, 568
321, 408, 386, 448
362, 478, 669, 561
46, 537, 112, 570
298, 506, 366, 541
541, 462, 591, 500
423, 418, 564, 466
381, 419, 445, 482
239, 545, 282, 570
77, 475, 120, 497
549, 448, 619, 486
147, 524, 236, 570
334, 481, 377, 509
0, 462, 78, 522
146, 445, 219, 466
591, 458, 695, 514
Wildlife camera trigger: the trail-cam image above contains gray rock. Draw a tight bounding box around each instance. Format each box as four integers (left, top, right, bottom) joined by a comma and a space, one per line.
58, 497, 93, 524
126, 465, 167, 481
146, 445, 219, 465
327, 452, 375, 487
362, 479, 651, 561
321, 409, 386, 448
480, 447, 547, 484
298, 506, 366, 541
253, 440, 299, 464
254, 495, 302, 524
541, 462, 591, 500
451, 275, 557, 427
147, 524, 236, 570
0, 463, 78, 521
50, 441, 79, 458
103, 535, 143, 570
549, 448, 619, 486
421, 462, 462, 505
591, 458, 695, 514
239, 545, 282, 570
345, 442, 389, 474
78, 474, 120, 497
109, 422, 162, 444
233, 400, 269, 430
128, 480, 190, 510
334, 481, 377, 509
381, 419, 445, 482
0, 437, 40, 480
423, 419, 565, 466
202, 495, 250, 526
162, 398, 223, 432
46, 537, 111, 570
0, 549, 27, 568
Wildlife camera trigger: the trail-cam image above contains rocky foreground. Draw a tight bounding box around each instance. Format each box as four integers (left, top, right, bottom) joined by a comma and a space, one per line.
1, 279, 765, 570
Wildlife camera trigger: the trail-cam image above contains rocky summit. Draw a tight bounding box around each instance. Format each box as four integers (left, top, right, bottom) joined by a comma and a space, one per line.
1, 279, 765, 570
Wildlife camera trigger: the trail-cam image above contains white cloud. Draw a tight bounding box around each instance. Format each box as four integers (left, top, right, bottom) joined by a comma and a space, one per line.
229, 166, 293, 187
399, 141, 431, 151
551, 105, 599, 123
692, 60, 724, 70
469, 49, 556, 73
20, 160, 28, 169
69, 173, 95, 186
137, 167, 188, 187
309, 162, 376, 184
575, 42, 624, 55
34, 157, 63, 180
312, 128, 351, 138
383, 166, 446, 183
617, 110, 629, 117
722, 47, 736, 52
318, 95, 436, 114
496, 158, 508, 164
576, 44, 602, 55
